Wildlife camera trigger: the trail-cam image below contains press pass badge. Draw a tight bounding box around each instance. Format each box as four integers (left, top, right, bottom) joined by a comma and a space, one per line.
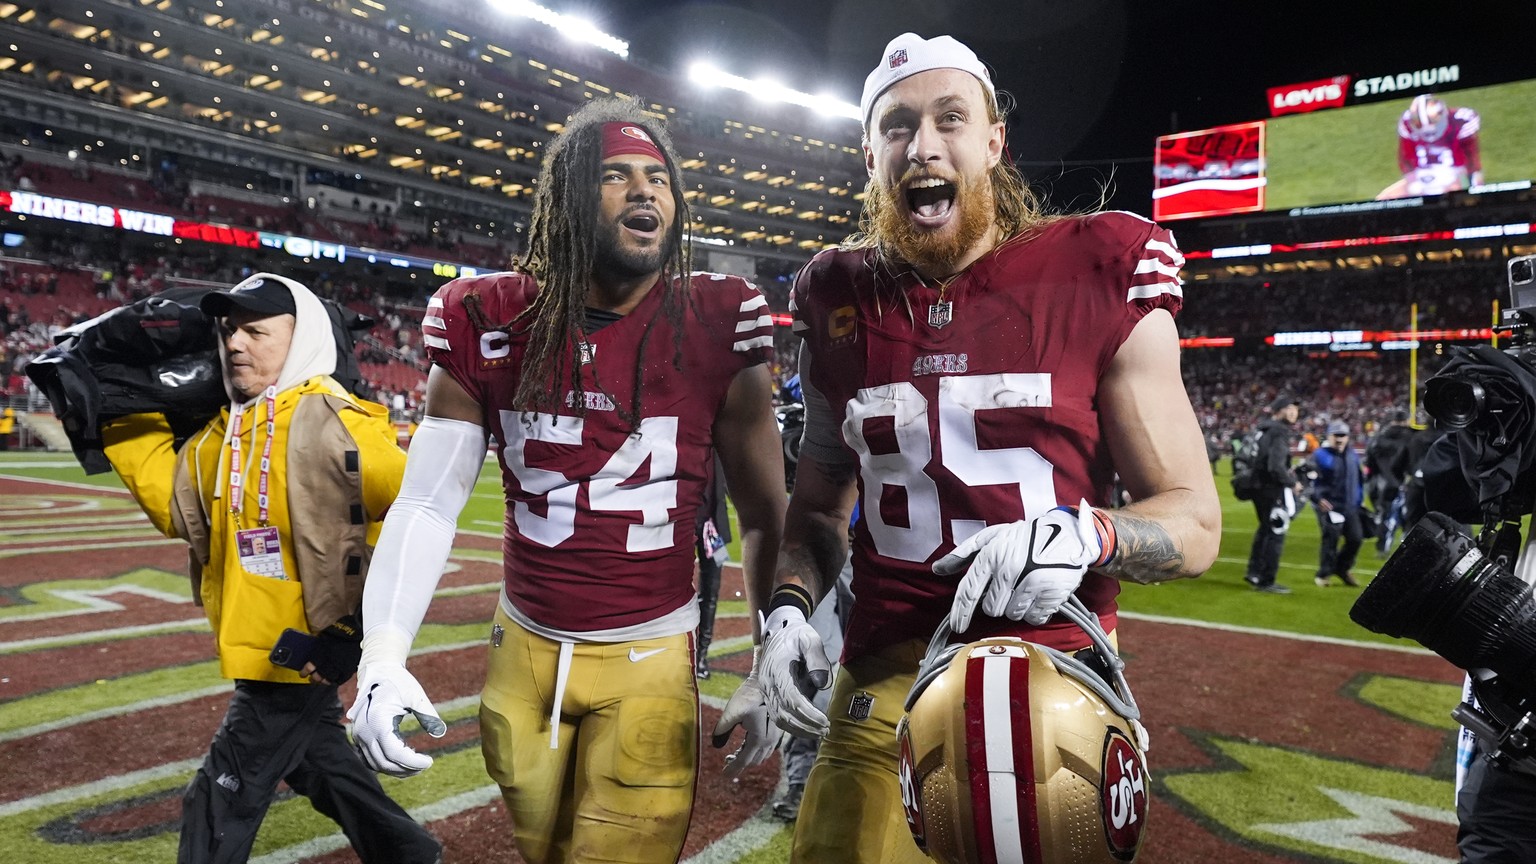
235, 526, 288, 579
702, 518, 728, 565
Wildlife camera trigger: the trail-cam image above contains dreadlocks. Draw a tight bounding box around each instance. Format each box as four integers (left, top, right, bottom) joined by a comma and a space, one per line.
511, 97, 691, 428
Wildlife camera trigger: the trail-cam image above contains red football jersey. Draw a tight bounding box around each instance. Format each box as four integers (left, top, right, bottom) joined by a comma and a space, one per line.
792, 211, 1184, 659
423, 271, 773, 632
1397, 105, 1481, 174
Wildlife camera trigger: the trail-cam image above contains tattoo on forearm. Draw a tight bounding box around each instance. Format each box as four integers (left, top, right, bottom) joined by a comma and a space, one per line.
1101, 513, 1186, 584
812, 458, 857, 485
780, 518, 848, 601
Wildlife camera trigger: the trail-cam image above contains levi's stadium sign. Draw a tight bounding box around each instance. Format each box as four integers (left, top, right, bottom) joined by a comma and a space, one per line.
1267, 76, 1350, 116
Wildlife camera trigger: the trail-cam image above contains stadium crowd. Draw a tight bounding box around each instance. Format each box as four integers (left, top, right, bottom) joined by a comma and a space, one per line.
4, 249, 1461, 454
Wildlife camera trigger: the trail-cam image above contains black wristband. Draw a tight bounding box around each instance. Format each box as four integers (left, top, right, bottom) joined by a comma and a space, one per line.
769, 583, 814, 620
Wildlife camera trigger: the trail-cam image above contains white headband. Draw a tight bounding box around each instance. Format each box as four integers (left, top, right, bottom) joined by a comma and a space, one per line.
860, 32, 997, 132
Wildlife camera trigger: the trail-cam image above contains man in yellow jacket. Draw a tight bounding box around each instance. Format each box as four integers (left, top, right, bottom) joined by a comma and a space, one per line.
103, 273, 440, 864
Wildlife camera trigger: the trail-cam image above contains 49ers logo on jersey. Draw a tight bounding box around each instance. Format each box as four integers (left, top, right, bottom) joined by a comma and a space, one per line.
897, 721, 927, 850
1101, 728, 1148, 859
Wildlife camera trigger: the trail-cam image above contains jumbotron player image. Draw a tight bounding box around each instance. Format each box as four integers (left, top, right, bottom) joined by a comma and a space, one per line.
1377, 93, 1483, 199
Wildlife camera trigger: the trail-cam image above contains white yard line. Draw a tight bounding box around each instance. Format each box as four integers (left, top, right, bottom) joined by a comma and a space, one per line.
0, 473, 132, 495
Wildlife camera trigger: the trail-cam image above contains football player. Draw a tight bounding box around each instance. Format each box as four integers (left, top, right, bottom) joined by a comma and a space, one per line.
738, 32, 1221, 863
1377, 93, 1483, 199
345, 97, 787, 864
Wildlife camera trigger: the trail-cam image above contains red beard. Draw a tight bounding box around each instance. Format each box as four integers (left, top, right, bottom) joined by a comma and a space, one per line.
869, 168, 993, 276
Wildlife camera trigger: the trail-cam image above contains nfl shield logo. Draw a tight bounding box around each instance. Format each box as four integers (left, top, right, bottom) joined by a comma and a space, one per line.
927, 301, 952, 330
888, 49, 908, 69
848, 691, 875, 721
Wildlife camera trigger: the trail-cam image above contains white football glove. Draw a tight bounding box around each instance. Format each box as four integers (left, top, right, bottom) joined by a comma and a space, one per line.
936, 500, 1102, 632
347, 662, 448, 778
759, 605, 833, 739
711, 647, 784, 777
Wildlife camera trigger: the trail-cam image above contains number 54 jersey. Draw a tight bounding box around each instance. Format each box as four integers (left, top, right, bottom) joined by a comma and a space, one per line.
792, 211, 1183, 659
423, 271, 773, 633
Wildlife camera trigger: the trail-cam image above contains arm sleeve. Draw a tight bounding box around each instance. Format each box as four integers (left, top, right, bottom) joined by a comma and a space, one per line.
797, 342, 853, 469
359, 415, 487, 666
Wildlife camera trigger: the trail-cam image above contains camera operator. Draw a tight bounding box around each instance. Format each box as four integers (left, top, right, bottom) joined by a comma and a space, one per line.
1379, 255, 1536, 863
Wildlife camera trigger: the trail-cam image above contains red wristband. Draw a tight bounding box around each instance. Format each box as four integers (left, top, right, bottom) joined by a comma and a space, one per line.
1090, 508, 1117, 568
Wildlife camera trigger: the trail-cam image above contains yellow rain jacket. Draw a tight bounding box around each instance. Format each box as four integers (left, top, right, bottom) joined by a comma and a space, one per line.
105, 377, 405, 682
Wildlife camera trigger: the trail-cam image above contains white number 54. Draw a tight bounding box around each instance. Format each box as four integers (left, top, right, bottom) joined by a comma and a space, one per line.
499, 411, 679, 552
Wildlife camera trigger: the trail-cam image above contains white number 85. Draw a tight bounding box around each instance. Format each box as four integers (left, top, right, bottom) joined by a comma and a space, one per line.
842, 373, 1058, 563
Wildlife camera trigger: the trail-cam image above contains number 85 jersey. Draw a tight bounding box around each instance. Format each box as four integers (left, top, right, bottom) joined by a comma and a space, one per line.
423, 271, 773, 633
792, 212, 1183, 658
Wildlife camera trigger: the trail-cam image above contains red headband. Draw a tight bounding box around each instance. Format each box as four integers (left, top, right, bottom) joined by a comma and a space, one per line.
601, 122, 665, 163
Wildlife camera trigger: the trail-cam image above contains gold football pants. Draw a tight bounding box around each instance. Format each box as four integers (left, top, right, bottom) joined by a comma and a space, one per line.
791, 638, 930, 864
479, 608, 699, 864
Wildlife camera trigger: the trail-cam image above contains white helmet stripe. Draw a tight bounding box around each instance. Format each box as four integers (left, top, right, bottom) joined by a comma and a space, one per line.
984, 655, 1025, 863
966, 650, 1042, 864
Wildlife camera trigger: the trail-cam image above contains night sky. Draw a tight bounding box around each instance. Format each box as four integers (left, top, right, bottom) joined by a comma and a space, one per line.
582, 0, 1536, 215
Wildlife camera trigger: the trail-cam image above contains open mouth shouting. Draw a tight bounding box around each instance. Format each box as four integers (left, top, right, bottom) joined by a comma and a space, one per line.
621, 208, 662, 240
904, 176, 958, 229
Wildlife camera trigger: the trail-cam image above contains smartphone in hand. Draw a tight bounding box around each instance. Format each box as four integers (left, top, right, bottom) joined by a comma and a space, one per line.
269, 628, 318, 672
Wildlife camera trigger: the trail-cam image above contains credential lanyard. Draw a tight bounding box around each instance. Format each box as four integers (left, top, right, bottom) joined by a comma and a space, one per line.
227, 385, 278, 526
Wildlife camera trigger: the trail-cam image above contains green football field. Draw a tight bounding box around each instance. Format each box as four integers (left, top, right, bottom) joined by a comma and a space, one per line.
1266, 79, 1536, 211
2, 450, 1422, 649
0, 450, 1474, 863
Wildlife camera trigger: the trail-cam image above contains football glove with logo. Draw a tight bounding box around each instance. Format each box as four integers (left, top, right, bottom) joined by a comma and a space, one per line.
712, 647, 784, 777
937, 500, 1104, 632
759, 605, 833, 738
347, 662, 448, 778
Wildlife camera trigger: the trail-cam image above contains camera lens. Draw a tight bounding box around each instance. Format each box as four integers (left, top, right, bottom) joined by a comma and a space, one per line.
1351, 513, 1536, 696
1512, 257, 1536, 287
1423, 375, 1485, 430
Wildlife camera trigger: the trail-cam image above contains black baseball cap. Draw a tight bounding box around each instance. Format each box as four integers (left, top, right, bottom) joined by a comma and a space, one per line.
1268, 393, 1300, 413
200, 275, 297, 319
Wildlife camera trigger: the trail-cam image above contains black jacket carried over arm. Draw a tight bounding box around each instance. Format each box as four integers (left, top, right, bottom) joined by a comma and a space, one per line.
25, 288, 375, 474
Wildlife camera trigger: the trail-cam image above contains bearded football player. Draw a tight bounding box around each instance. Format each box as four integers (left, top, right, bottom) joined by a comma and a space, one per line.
345, 97, 787, 864
735, 32, 1221, 863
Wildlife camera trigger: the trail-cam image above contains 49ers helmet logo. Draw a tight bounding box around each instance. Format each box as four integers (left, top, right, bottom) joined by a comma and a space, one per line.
897, 722, 927, 850
1101, 729, 1149, 859
619, 125, 654, 144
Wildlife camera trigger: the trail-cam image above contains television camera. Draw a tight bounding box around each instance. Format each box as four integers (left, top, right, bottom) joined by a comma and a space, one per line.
1352, 255, 1536, 774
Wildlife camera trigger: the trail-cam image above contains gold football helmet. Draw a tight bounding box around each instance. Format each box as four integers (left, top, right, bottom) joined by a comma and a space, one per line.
897, 598, 1150, 864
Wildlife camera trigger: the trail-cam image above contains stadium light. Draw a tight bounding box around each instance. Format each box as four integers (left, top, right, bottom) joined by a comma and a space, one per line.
687, 59, 859, 121
484, 0, 629, 58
